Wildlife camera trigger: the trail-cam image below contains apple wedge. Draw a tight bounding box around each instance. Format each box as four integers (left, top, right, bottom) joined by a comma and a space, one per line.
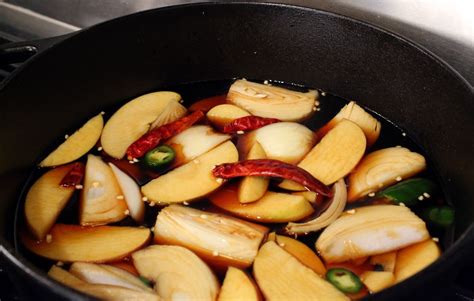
22, 224, 150, 262
238, 142, 269, 203
109, 163, 144, 223
316, 205, 430, 263
24, 164, 76, 240
253, 241, 349, 301
40, 114, 103, 167
219, 267, 262, 301
279, 119, 366, 190
207, 104, 251, 128
166, 125, 231, 167
394, 239, 440, 283
318, 101, 381, 148
347, 147, 426, 202
80, 155, 127, 226
48, 266, 159, 301
141, 141, 238, 204
153, 205, 268, 269
209, 184, 314, 223
227, 79, 318, 122
100, 91, 182, 159
69, 262, 153, 292
238, 122, 316, 165
132, 245, 220, 301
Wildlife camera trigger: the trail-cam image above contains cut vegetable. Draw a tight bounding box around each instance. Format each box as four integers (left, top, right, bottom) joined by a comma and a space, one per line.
153, 205, 267, 268
369, 251, 397, 272
317, 101, 381, 148
40, 113, 103, 167
22, 224, 150, 262
348, 147, 426, 202
142, 145, 176, 170
286, 179, 347, 234
394, 239, 441, 283
149, 99, 187, 129
238, 142, 269, 203
326, 268, 363, 294
376, 178, 436, 206
227, 79, 318, 122
316, 205, 430, 263
253, 241, 349, 301
280, 119, 366, 189
101, 91, 182, 159
218, 267, 262, 301
421, 206, 455, 228
360, 271, 394, 293
207, 104, 251, 128
132, 245, 220, 301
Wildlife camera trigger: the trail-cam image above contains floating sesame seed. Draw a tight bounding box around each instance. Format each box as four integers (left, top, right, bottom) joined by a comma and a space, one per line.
100, 111, 105, 115
216, 178, 223, 184
256, 216, 262, 220
142, 196, 148, 202
321, 91, 327, 96
56, 261, 64, 267
368, 192, 375, 197
236, 130, 244, 135
346, 209, 356, 214
312, 107, 317, 111
279, 243, 286, 247
116, 195, 124, 200
200, 214, 208, 219
193, 159, 200, 164
396, 176, 402, 181
46, 234, 52, 243
150, 227, 154, 232
133, 158, 139, 163
418, 195, 424, 201
315, 101, 320, 106
179, 99, 184, 103
402, 132, 407, 136
64, 134, 69, 139
129, 160, 135, 164
432, 237, 439, 242
149, 202, 156, 207
263, 80, 269, 85
92, 181, 100, 187
212, 251, 219, 256
399, 202, 406, 207
97, 146, 103, 151
183, 201, 189, 206
75, 184, 83, 190
124, 209, 130, 215
423, 192, 431, 198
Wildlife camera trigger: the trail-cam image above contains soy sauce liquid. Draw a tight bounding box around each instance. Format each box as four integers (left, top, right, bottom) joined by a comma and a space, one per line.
14, 79, 454, 276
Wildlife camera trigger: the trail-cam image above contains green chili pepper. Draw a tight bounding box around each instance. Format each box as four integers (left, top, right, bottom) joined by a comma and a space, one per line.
326, 268, 363, 294
139, 276, 152, 287
376, 178, 436, 206
421, 206, 455, 228
142, 145, 175, 170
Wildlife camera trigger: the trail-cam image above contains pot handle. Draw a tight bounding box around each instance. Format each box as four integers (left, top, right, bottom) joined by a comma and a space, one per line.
0, 33, 75, 66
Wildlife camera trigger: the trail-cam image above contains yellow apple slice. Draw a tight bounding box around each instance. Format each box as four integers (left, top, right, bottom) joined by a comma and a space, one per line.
280, 119, 366, 190
207, 104, 251, 128
347, 147, 426, 202
100, 91, 182, 159
238, 142, 269, 203
132, 245, 220, 301
141, 141, 238, 204
40, 114, 103, 167
360, 271, 395, 293
209, 185, 314, 223
219, 267, 262, 301
153, 205, 268, 269
316, 205, 430, 263
227, 79, 318, 122
48, 266, 159, 301
166, 125, 231, 167
69, 262, 153, 292
370, 251, 397, 272
24, 164, 76, 240
318, 101, 381, 148
80, 155, 127, 226
22, 224, 150, 262
253, 241, 349, 301
109, 163, 144, 223
238, 122, 316, 165
394, 239, 440, 283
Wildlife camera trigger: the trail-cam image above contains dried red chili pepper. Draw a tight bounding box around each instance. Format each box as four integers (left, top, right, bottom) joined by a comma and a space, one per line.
60, 162, 85, 187
222, 116, 280, 134
126, 110, 204, 159
212, 159, 333, 197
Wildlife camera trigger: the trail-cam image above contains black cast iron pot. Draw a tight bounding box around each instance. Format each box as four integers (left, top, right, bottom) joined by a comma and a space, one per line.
0, 2, 473, 300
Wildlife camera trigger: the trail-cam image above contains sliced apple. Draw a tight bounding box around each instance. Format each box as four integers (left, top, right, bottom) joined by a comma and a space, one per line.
109, 163, 144, 223
24, 164, 76, 240
227, 79, 318, 122
316, 205, 430, 263
132, 245, 220, 300
280, 119, 366, 191
394, 239, 441, 283
360, 271, 395, 293
370, 251, 397, 272
142, 141, 238, 204
166, 125, 231, 167
69, 262, 153, 292
154, 205, 268, 269
22, 224, 150, 262
207, 104, 251, 128
253, 241, 349, 301
318, 101, 381, 148
238, 142, 269, 203
80, 155, 127, 226
209, 184, 314, 223
40, 114, 103, 167
273, 234, 326, 276
48, 266, 159, 301
347, 147, 426, 202
238, 122, 316, 165
219, 267, 262, 301
100, 91, 182, 159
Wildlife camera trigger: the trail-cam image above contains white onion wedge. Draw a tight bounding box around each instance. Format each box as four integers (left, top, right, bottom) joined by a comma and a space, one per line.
286, 179, 347, 234
316, 205, 430, 263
